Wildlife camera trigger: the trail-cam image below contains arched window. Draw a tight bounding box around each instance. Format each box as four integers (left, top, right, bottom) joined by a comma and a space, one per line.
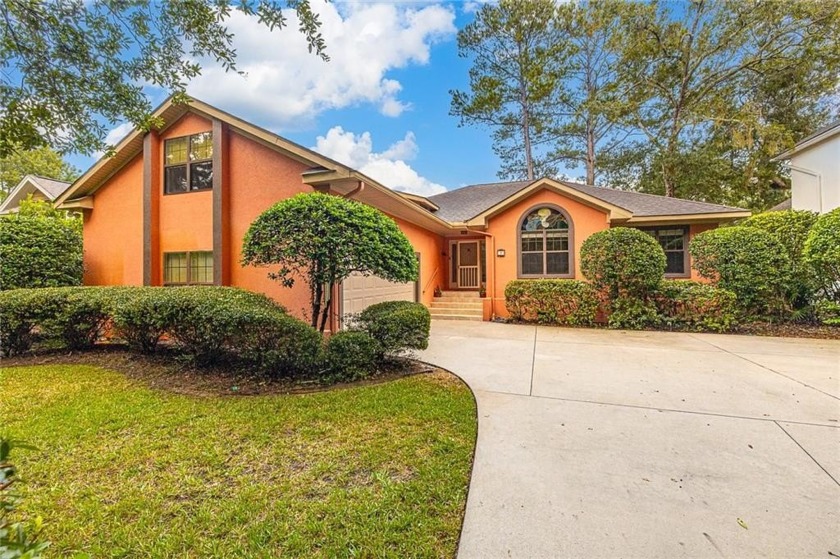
518, 205, 573, 278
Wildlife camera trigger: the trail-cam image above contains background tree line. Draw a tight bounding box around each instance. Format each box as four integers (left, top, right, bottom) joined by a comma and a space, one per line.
451, 0, 840, 210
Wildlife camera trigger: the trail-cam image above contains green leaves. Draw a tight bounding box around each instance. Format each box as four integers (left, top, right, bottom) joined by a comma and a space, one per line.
580, 227, 666, 300
689, 226, 793, 317
0, 0, 327, 156
803, 208, 840, 303
242, 192, 419, 329
0, 199, 83, 291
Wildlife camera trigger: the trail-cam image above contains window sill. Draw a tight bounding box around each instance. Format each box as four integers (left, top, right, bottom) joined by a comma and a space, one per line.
163, 188, 213, 196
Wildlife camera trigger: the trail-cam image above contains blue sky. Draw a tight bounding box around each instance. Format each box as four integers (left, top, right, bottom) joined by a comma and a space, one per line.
66, 1, 579, 196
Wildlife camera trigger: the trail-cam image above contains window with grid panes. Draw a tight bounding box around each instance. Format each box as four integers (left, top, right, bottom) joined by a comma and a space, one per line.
519, 207, 571, 277
164, 132, 213, 194
641, 227, 688, 276
164, 251, 214, 284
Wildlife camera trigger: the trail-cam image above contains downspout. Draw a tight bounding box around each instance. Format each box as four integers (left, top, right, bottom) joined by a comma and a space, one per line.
786, 164, 823, 213
465, 227, 496, 320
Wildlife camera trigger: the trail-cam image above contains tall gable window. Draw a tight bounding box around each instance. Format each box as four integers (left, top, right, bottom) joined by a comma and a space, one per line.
518, 206, 573, 278
164, 132, 213, 194
641, 227, 689, 277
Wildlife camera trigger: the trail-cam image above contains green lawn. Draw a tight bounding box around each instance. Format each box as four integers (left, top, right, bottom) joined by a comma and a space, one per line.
1, 365, 476, 558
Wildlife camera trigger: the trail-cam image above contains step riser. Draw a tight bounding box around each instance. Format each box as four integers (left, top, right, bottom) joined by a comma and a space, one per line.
430, 315, 482, 321
430, 302, 484, 309
438, 292, 480, 298
429, 310, 483, 317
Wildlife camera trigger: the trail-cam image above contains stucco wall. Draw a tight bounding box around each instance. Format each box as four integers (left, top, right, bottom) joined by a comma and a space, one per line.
790, 138, 840, 213
83, 154, 144, 286
390, 216, 446, 307
482, 188, 611, 317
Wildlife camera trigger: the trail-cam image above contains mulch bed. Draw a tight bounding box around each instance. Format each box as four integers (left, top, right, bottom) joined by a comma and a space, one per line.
1, 346, 438, 397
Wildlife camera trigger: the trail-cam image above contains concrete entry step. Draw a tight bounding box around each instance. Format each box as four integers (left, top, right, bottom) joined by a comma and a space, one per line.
430, 301, 484, 309
429, 314, 482, 321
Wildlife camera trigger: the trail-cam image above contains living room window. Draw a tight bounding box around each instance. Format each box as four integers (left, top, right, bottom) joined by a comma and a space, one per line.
163, 251, 214, 284
164, 132, 213, 194
641, 226, 689, 277
518, 205, 573, 278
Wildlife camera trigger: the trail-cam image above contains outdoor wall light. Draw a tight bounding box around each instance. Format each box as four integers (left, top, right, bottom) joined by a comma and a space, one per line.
496, 249, 506, 257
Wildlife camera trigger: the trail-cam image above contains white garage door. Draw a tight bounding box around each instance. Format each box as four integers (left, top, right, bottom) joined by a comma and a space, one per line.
341, 272, 417, 322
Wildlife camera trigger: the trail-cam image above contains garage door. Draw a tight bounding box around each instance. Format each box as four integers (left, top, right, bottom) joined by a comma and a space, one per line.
341, 272, 417, 322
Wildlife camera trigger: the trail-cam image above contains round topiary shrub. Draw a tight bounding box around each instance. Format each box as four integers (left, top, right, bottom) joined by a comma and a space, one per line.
321, 331, 378, 384
803, 207, 840, 302
689, 226, 792, 316
354, 300, 431, 360
742, 210, 818, 305
580, 227, 666, 299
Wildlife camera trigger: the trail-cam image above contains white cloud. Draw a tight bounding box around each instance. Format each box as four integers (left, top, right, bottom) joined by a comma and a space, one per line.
313, 126, 447, 196
187, 0, 456, 128
91, 121, 136, 158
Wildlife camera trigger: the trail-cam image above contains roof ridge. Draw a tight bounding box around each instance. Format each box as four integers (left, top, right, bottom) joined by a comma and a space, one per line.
561, 180, 744, 211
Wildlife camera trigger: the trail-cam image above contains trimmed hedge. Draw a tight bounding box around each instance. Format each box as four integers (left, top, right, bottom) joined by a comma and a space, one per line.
354, 301, 431, 360
321, 331, 378, 384
580, 228, 666, 299
505, 280, 599, 325
743, 210, 818, 305
804, 208, 840, 302
0, 287, 324, 376
652, 281, 737, 332
690, 226, 792, 316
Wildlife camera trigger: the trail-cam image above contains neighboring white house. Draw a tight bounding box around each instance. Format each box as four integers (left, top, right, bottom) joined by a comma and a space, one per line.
772, 120, 840, 214
0, 175, 72, 214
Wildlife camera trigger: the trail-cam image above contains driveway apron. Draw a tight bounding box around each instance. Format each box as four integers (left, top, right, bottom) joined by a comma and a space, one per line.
420, 321, 840, 559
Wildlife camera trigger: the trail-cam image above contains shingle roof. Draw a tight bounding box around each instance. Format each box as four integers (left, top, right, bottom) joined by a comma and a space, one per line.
427, 180, 532, 222
426, 179, 748, 223
30, 175, 72, 199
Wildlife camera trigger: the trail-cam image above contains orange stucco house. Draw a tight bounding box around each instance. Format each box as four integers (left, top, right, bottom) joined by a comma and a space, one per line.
56, 97, 750, 329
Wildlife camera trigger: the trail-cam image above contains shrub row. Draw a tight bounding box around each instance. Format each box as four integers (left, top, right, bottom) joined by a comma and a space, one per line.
0, 286, 320, 376
505, 280, 599, 325
505, 279, 736, 333
0, 287, 433, 384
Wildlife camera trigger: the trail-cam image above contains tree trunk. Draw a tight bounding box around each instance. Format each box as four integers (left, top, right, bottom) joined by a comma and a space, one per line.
318, 287, 332, 333
311, 281, 322, 329
521, 83, 535, 181
586, 120, 596, 185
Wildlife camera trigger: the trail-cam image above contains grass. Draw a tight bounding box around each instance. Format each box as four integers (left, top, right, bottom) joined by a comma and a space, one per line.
1, 365, 476, 558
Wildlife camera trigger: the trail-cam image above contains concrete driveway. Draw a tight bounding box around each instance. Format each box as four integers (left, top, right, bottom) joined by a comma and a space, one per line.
420, 321, 840, 559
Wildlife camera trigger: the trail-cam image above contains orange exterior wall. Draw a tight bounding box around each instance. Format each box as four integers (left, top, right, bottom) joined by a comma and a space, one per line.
83, 154, 144, 286
225, 131, 316, 320
156, 114, 215, 282
390, 216, 445, 306
484, 188, 611, 317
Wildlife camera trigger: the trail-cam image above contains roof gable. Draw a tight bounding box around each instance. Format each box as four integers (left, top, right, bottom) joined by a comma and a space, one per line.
0, 175, 71, 213
428, 178, 749, 225
773, 119, 840, 160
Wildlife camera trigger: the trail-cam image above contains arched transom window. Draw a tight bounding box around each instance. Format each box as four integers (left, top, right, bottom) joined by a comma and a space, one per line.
519, 206, 573, 277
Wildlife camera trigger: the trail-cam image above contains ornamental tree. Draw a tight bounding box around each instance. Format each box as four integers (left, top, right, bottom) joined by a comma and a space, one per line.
241, 193, 418, 332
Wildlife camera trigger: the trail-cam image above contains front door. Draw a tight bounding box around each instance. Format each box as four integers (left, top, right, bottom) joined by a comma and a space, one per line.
449, 240, 480, 289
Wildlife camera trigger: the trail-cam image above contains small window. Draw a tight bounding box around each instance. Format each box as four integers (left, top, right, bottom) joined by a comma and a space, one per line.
641, 227, 688, 276
519, 206, 572, 278
164, 132, 213, 194
164, 251, 214, 284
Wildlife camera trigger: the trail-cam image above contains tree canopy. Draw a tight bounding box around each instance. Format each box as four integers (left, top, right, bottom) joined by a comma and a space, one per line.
241, 193, 419, 332
1, 0, 327, 157
453, 0, 840, 209
0, 146, 80, 200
